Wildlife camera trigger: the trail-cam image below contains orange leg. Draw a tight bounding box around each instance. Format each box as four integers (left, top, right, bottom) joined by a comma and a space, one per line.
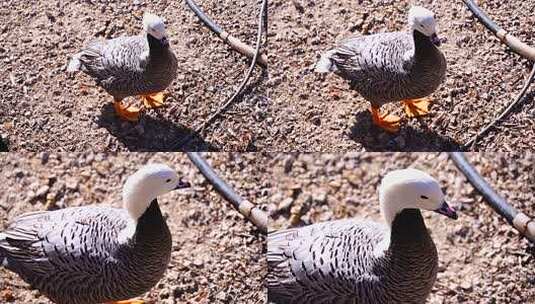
403, 97, 432, 118
141, 92, 166, 109
113, 100, 140, 122
370, 106, 401, 133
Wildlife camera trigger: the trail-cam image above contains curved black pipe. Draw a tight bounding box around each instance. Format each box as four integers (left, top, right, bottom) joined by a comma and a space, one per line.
463, 0, 500, 34
463, 0, 535, 61
449, 152, 517, 224
187, 152, 242, 210
185, 0, 223, 35
186, 153, 268, 233
185, 0, 268, 67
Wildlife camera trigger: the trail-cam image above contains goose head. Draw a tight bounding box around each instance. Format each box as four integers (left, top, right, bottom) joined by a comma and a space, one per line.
379, 168, 457, 226
143, 12, 170, 47
408, 6, 442, 46
123, 164, 190, 221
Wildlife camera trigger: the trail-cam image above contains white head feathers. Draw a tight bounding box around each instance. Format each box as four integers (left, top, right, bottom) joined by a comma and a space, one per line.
408, 6, 437, 37
379, 168, 446, 226
143, 12, 168, 40
122, 164, 185, 220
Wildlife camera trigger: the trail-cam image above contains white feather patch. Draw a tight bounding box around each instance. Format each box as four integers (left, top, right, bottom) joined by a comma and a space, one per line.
315, 50, 338, 73
117, 220, 137, 244
122, 164, 178, 221
408, 6, 437, 37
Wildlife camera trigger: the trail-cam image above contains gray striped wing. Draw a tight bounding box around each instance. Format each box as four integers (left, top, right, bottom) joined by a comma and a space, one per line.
268, 219, 389, 304
329, 32, 415, 105
78, 36, 148, 98
0, 207, 130, 295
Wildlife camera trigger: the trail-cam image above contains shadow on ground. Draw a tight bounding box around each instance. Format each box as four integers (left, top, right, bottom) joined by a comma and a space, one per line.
97, 104, 217, 151
0, 137, 7, 152
349, 110, 461, 151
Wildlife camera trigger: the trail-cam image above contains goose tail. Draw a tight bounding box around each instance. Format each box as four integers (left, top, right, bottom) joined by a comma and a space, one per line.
67, 53, 83, 72
315, 50, 338, 73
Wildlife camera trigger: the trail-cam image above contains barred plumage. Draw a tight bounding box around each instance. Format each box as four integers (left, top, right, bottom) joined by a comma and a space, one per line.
316, 7, 446, 108
268, 169, 458, 304
0, 164, 189, 304
67, 13, 178, 101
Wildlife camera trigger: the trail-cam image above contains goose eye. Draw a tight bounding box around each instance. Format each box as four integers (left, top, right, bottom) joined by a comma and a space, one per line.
166, 179, 172, 183
420, 195, 429, 199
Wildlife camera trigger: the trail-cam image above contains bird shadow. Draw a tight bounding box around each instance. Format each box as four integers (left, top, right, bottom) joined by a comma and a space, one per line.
349, 110, 461, 151
96, 103, 217, 151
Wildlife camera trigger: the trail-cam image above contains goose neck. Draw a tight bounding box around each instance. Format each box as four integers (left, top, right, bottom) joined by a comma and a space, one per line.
389, 209, 432, 247
135, 199, 168, 239
412, 30, 436, 58
147, 34, 169, 55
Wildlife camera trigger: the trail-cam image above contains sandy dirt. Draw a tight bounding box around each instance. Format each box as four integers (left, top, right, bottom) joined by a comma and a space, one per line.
0, 153, 266, 303
0, 0, 268, 152
268, 0, 535, 151
268, 153, 535, 304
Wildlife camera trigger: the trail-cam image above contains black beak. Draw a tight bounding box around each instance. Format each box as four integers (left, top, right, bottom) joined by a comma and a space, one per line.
431, 33, 441, 47
174, 179, 191, 190
434, 201, 458, 220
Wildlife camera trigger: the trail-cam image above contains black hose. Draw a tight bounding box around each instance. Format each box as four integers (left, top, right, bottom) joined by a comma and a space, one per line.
185, 0, 223, 35
463, 0, 500, 34
185, 0, 268, 67
463, 0, 535, 61
186, 152, 268, 233
449, 152, 517, 224
187, 153, 242, 210
464, 64, 535, 149
172, 0, 268, 149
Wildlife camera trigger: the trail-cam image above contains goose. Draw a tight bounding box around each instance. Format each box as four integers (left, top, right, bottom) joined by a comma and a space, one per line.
267, 168, 458, 304
0, 164, 190, 304
316, 6, 447, 133
67, 13, 178, 122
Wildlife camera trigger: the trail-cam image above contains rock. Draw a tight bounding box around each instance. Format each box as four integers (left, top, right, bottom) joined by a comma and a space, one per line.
65, 178, 79, 191
312, 190, 328, 204
277, 197, 294, 211
460, 280, 473, 291
0, 289, 14, 302
13, 169, 24, 178
40, 152, 49, 164
193, 258, 204, 267
33, 185, 50, 200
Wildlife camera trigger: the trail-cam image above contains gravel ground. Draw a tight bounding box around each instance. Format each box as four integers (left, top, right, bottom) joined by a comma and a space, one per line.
268, 153, 535, 303
0, 1, 268, 152
268, 0, 535, 152
0, 153, 267, 303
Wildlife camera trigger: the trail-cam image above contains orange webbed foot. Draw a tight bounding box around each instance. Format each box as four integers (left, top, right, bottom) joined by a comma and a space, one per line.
370, 106, 401, 133
403, 97, 432, 118
141, 92, 166, 109
114, 101, 140, 122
